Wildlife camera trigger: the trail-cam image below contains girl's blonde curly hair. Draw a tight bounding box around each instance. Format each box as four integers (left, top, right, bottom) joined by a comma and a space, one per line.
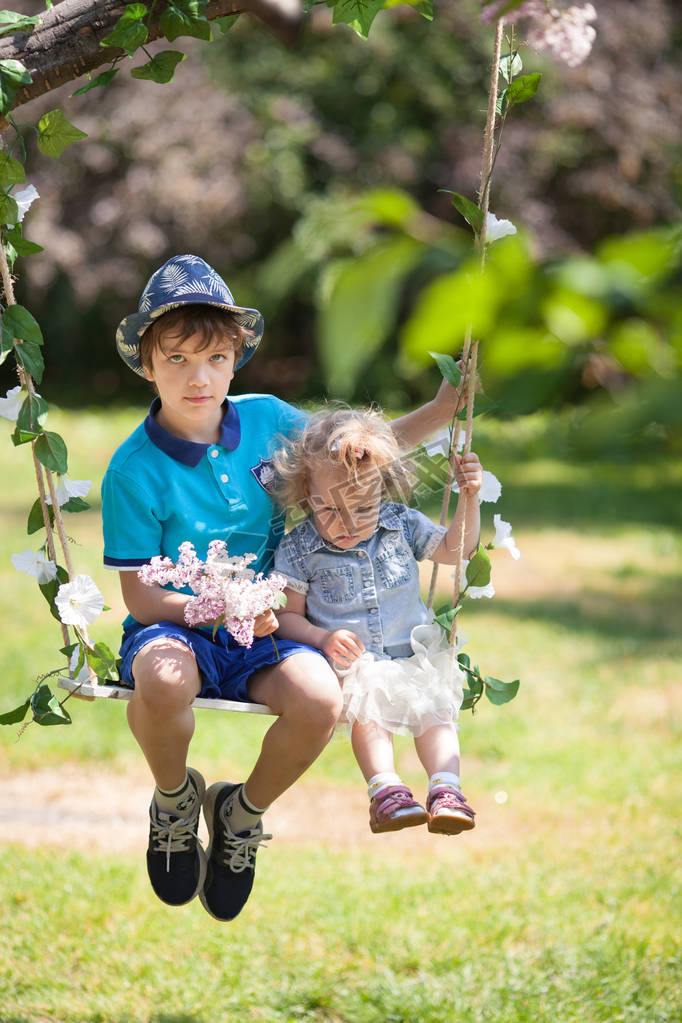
272, 405, 413, 512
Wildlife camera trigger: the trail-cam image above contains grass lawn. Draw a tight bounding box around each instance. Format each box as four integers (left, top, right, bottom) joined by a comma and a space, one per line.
0, 407, 680, 1022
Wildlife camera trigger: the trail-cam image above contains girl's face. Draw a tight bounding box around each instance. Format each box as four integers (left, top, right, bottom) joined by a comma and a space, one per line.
143, 331, 236, 442
306, 464, 383, 549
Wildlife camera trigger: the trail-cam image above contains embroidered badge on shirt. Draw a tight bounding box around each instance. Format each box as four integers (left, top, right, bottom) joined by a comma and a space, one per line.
250, 457, 276, 493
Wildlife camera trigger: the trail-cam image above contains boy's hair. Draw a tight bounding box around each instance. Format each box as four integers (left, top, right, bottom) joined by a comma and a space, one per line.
272, 405, 413, 512
139, 305, 247, 370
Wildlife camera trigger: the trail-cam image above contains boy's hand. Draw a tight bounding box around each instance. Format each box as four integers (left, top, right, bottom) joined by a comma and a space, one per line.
454, 452, 483, 494
253, 609, 279, 637
322, 629, 365, 667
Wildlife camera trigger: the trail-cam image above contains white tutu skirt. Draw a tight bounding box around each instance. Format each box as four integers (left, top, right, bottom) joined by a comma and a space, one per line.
338, 623, 464, 737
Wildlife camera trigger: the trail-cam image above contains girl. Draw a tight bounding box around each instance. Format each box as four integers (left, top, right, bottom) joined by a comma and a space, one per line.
273, 407, 482, 836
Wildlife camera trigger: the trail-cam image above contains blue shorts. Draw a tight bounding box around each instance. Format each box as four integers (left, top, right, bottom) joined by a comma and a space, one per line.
119, 621, 323, 702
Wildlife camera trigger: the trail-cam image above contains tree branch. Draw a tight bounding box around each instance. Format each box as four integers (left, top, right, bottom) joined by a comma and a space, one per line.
0, 0, 303, 113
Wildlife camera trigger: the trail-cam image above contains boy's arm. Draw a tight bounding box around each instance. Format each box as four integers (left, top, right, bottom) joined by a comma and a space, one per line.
277, 589, 364, 667
430, 452, 482, 565
119, 570, 190, 626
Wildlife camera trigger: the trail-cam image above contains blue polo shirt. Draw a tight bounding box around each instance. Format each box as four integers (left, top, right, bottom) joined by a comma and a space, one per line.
102, 394, 306, 609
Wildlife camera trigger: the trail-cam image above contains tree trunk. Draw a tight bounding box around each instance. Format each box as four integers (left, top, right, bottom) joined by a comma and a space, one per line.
0, 0, 303, 114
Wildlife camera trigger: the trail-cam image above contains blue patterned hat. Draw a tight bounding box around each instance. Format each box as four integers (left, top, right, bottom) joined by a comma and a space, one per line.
115, 254, 264, 376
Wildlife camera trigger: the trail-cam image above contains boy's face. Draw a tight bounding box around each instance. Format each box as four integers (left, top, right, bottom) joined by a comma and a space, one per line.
306, 465, 382, 549
143, 331, 236, 440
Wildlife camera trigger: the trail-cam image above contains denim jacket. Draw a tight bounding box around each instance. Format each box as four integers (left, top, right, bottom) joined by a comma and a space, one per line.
273, 503, 446, 659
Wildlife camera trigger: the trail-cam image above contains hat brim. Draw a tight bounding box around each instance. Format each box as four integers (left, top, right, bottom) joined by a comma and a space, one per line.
116, 294, 264, 377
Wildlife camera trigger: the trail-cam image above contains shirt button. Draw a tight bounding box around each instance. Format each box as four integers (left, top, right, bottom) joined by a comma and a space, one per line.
210, 449, 219, 459
220, 473, 229, 483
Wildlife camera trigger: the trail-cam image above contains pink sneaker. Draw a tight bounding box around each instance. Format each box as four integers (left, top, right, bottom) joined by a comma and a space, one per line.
427, 786, 476, 835
369, 785, 428, 834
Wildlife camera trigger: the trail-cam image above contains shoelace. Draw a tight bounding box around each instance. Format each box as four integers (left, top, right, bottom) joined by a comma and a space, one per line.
218, 824, 272, 873
150, 811, 199, 872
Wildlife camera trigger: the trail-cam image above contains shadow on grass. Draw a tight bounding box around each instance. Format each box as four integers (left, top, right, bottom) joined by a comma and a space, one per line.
466, 584, 681, 644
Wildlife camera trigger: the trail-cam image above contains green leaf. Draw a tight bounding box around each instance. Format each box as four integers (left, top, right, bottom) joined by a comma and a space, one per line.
433, 603, 461, 633
131, 50, 186, 84
429, 351, 462, 389
16, 392, 48, 435
31, 683, 71, 726
330, 0, 385, 38
485, 677, 520, 705
0, 191, 18, 225
0, 151, 25, 188
101, 4, 148, 54
71, 68, 118, 97
499, 50, 522, 83
159, 0, 211, 42
37, 109, 88, 158
457, 652, 470, 671
39, 565, 69, 622
3, 303, 43, 344
14, 340, 44, 383
0, 698, 30, 725
61, 496, 90, 513
496, 87, 508, 117
3, 224, 43, 256
0, 58, 32, 115
87, 642, 119, 680
34, 430, 68, 474
465, 545, 492, 588
505, 72, 542, 106
215, 13, 239, 33
27, 496, 54, 535
0, 11, 41, 38
448, 192, 484, 235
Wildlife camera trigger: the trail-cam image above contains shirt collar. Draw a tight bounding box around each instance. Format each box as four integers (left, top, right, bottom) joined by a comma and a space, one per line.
294, 502, 402, 554
143, 396, 241, 466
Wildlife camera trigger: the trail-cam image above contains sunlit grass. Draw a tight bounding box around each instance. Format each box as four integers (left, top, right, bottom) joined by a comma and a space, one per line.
0, 407, 680, 1021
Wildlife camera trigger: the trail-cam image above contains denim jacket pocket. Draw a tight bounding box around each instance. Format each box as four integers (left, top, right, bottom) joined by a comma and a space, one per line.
316, 565, 356, 604
375, 536, 412, 589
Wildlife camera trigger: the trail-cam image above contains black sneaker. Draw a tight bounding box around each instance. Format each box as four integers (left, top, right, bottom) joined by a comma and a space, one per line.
146, 767, 207, 906
200, 782, 271, 921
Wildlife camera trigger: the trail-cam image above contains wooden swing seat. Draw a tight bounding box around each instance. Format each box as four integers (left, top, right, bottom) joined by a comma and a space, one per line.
57, 676, 275, 715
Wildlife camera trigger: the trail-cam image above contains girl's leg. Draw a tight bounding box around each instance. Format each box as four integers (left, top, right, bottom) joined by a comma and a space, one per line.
415, 723, 475, 835
350, 720, 428, 834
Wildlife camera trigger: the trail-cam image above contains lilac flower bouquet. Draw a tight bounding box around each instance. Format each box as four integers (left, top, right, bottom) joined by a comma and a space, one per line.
138, 541, 288, 648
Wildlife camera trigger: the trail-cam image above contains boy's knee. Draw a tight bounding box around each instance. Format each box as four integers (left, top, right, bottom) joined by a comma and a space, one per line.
131, 640, 200, 710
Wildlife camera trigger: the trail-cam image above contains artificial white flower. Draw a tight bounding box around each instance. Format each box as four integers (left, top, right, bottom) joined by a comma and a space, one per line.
0, 385, 25, 422
45, 475, 91, 507
458, 562, 496, 599
11, 547, 58, 585
13, 184, 40, 223
423, 427, 465, 458
452, 469, 502, 504
69, 646, 92, 684
55, 574, 105, 628
485, 212, 517, 243
492, 514, 521, 559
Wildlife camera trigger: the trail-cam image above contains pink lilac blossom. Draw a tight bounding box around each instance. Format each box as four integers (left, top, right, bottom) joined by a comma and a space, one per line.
481, 1, 597, 68
138, 542, 288, 648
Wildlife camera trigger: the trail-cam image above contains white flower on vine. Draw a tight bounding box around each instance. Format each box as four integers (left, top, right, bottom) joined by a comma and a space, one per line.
69, 646, 91, 684
491, 514, 521, 559
458, 561, 496, 599
11, 547, 58, 584
13, 184, 40, 223
45, 475, 91, 507
485, 212, 517, 243
0, 385, 25, 422
55, 574, 105, 628
452, 469, 502, 504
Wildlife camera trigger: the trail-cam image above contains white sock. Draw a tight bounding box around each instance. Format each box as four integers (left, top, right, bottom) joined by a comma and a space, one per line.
154, 774, 197, 816
224, 784, 268, 834
429, 771, 461, 792
367, 772, 401, 799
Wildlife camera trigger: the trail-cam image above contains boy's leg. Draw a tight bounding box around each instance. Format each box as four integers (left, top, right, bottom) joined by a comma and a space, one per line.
200, 651, 342, 921
128, 639, 206, 906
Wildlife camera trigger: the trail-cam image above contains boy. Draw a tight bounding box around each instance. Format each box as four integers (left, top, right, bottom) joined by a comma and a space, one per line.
102, 253, 466, 921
